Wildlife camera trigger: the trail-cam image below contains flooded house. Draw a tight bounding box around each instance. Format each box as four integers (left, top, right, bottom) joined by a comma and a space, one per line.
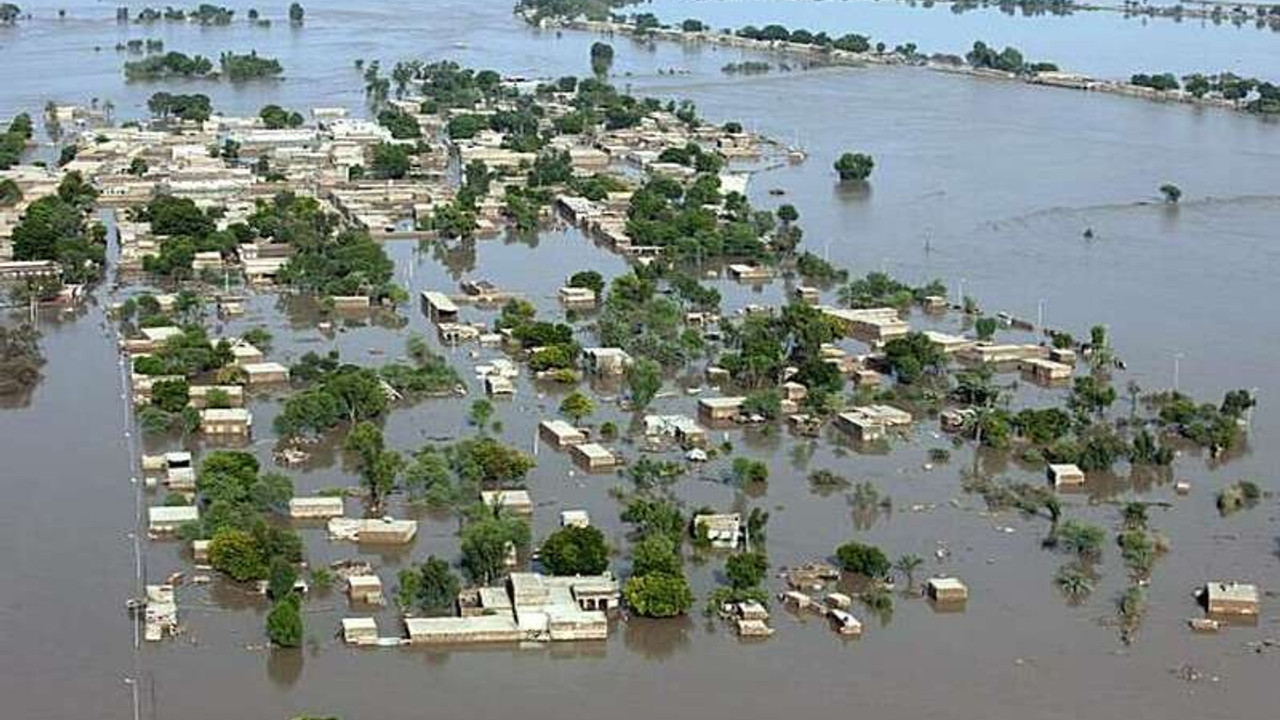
926, 577, 969, 605
333, 517, 419, 545
348, 575, 386, 605
643, 414, 707, 448
230, 341, 266, 367
188, 384, 245, 409
923, 330, 975, 355
558, 286, 597, 306
820, 306, 910, 345
241, 361, 290, 386
288, 496, 346, 519
1048, 463, 1086, 489
693, 513, 743, 549
583, 347, 632, 375
1021, 358, 1073, 384
957, 343, 1046, 365
481, 489, 534, 515
1203, 582, 1259, 616
560, 509, 591, 528
199, 408, 253, 437
539, 419, 588, 448
570, 442, 621, 471
836, 405, 913, 442
421, 290, 459, 323
342, 617, 379, 646
727, 263, 773, 282
148, 505, 199, 535
698, 396, 747, 423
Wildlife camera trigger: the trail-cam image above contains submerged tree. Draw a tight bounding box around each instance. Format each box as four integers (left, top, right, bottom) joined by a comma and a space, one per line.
833, 152, 875, 182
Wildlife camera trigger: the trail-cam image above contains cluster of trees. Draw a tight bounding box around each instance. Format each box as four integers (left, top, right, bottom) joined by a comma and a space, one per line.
621, 496, 694, 617
376, 107, 421, 139
0, 4, 20, 25
1180, 72, 1280, 113
255, 191, 397, 300
966, 41, 1057, 74
11, 172, 105, 283
735, 24, 879, 55
176, 451, 304, 646
135, 194, 240, 278
833, 152, 875, 182
260, 104, 304, 129
148, 92, 213, 122
135, 4, 236, 26
397, 556, 459, 615
540, 525, 610, 576
219, 50, 283, 81
718, 302, 845, 406
598, 271, 700, 372
124, 51, 214, 81
460, 504, 532, 584
0, 114, 32, 169
402, 435, 533, 508
493, 298, 580, 373
839, 271, 944, 310
1130, 72, 1180, 92
274, 355, 388, 436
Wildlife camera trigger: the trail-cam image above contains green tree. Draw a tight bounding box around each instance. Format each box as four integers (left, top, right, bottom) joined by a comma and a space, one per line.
559, 391, 594, 424
460, 512, 531, 584
835, 541, 890, 578
150, 378, 189, 413
894, 554, 923, 589
1159, 183, 1181, 204
288, 3, 304, 25
625, 358, 662, 410
345, 421, 402, 509
397, 555, 460, 615
834, 152, 874, 181
468, 398, 493, 429
209, 527, 269, 582
589, 41, 614, 76
540, 525, 610, 576
1057, 519, 1105, 559
266, 593, 303, 648
725, 551, 768, 590
974, 316, 998, 341
624, 572, 694, 617
267, 555, 298, 600
631, 534, 681, 577
567, 270, 605, 295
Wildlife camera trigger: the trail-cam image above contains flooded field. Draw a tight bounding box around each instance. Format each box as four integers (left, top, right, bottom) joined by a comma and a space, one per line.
1, 2, 1278, 720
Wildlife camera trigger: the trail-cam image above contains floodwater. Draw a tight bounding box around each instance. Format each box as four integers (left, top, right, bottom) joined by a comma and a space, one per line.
2, 2, 1279, 720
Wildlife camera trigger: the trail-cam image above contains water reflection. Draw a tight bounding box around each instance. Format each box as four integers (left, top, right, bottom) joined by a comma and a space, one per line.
266, 648, 303, 688
622, 615, 693, 660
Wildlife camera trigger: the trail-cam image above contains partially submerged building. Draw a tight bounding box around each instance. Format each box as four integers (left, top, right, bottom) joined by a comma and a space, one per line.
148, 505, 199, 535
199, 408, 253, 436
836, 405, 913, 442
693, 513, 743, 549
570, 442, 621, 471
289, 496, 346, 519
1204, 582, 1259, 616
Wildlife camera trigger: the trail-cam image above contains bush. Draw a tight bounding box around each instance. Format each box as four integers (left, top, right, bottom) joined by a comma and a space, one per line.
540, 525, 609, 576
835, 541, 889, 578
624, 572, 694, 617
266, 593, 303, 648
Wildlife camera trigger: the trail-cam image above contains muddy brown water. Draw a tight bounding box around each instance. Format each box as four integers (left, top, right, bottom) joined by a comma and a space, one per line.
2, 2, 1278, 719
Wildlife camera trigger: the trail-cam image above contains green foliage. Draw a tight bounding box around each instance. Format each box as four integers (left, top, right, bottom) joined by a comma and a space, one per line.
540, 525, 610, 576
883, 331, 945, 384
559, 391, 595, 423
620, 496, 685, 544
630, 534, 681, 577
147, 92, 212, 122
278, 225, 397, 300
209, 527, 270, 581
725, 551, 768, 590
275, 364, 388, 436
742, 389, 782, 420
218, 51, 283, 82
260, 104, 304, 129
624, 572, 693, 617
1057, 519, 1105, 559
345, 421, 403, 508
268, 556, 298, 600
567, 270, 605, 294
445, 436, 534, 487
266, 593, 303, 648
397, 556, 460, 615
460, 510, 531, 584
125, 51, 214, 81
1216, 480, 1261, 516
370, 142, 410, 179
11, 194, 104, 283
151, 378, 190, 413
835, 541, 890, 578
833, 152, 874, 181
625, 358, 663, 410
730, 457, 768, 485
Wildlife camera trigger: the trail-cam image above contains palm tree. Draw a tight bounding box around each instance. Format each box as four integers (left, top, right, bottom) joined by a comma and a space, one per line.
894, 554, 923, 590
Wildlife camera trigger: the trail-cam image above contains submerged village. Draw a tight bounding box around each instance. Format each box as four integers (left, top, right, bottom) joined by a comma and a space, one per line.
0, 3, 1278, 719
